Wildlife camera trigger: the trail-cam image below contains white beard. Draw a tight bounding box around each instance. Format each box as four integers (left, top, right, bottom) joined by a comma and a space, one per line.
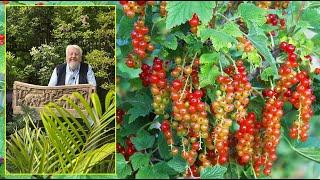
68, 61, 80, 71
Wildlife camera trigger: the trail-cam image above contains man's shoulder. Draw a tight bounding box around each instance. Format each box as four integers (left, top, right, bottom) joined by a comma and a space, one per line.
56, 63, 67, 69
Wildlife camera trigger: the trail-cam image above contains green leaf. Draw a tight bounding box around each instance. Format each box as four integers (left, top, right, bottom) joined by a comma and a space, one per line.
117, 14, 137, 39
167, 156, 188, 173
175, 33, 203, 54
117, 60, 141, 79
200, 52, 219, 64
260, 24, 279, 33
163, 34, 178, 50
206, 87, 217, 103
238, 3, 267, 26
153, 161, 177, 176
129, 152, 151, 171
247, 33, 278, 78
136, 165, 169, 179
158, 133, 172, 160
200, 165, 227, 179
260, 67, 275, 81
301, 8, 320, 30
199, 28, 236, 51
285, 136, 320, 163
199, 64, 220, 88
166, 1, 215, 29
119, 117, 148, 137
131, 129, 155, 151
247, 96, 265, 120
116, 153, 132, 179
225, 161, 243, 179
221, 22, 243, 37
125, 92, 152, 124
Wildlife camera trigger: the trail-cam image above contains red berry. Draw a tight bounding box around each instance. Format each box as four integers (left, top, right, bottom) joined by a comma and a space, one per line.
189, 14, 199, 27
119, 1, 128, 5
172, 80, 183, 91
126, 59, 135, 68
286, 44, 295, 53
280, 41, 288, 51
288, 53, 297, 62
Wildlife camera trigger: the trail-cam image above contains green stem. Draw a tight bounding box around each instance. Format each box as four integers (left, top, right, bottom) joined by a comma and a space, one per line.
270, 79, 274, 90
219, 57, 225, 76
251, 162, 257, 179
269, 32, 275, 49
140, 121, 153, 130
179, 52, 198, 101
223, 53, 238, 73
252, 87, 264, 100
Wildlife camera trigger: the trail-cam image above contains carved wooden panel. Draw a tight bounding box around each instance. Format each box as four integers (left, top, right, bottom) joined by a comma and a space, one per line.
12, 81, 95, 117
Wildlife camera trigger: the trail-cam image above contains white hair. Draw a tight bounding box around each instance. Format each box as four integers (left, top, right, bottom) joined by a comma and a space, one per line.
66, 44, 83, 58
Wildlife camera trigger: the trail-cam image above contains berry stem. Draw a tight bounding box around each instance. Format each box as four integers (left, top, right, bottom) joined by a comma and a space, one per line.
140, 121, 153, 130
224, 53, 238, 74
297, 102, 302, 140
252, 87, 264, 100
269, 78, 274, 90
181, 136, 186, 153
179, 53, 189, 79
219, 57, 225, 76
179, 75, 190, 102
251, 162, 258, 179
179, 52, 198, 101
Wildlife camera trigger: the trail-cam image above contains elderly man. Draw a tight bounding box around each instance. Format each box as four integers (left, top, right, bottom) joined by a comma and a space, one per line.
48, 45, 96, 86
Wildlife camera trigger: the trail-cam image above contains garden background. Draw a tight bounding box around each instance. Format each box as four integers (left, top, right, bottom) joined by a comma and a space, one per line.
0, 0, 319, 179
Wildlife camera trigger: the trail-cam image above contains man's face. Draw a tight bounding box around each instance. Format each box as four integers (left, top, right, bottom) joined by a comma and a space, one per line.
66, 47, 81, 70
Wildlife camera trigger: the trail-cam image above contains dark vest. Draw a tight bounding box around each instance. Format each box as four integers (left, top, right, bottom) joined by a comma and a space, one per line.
56, 62, 88, 86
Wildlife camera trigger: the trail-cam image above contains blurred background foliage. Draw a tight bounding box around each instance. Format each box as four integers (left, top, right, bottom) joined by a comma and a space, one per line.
6, 5, 115, 91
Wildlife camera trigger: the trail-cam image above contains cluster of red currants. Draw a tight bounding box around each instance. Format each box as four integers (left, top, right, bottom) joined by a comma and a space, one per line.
131, 20, 154, 59
279, 42, 316, 142
266, 14, 285, 29
150, 57, 170, 115
161, 120, 176, 153
139, 64, 152, 87
117, 137, 137, 160
120, 1, 155, 18
288, 71, 315, 141
189, 14, 200, 34
126, 19, 154, 68
259, 89, 283, 176
236, 36, 254, 52
235, 112, 257, 165
116, 109, 125, 125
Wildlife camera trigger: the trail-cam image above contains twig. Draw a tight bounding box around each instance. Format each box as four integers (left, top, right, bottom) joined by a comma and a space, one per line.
210, 1, 219, 28
252, 88, 264, 100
